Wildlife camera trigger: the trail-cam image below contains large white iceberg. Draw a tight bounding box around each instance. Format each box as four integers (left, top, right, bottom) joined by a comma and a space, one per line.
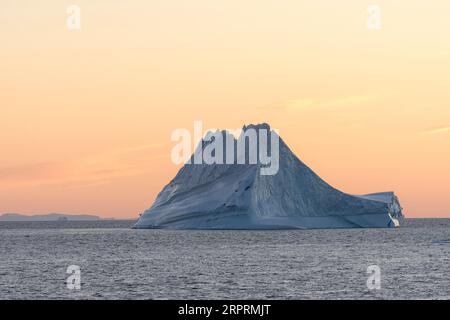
134, 124, 403, 229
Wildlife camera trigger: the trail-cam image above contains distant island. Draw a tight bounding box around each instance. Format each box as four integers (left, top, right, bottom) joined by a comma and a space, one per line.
0, 213, 112, 222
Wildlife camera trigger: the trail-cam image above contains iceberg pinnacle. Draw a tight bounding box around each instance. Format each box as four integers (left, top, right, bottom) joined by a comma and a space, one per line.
134, 124, 403, 229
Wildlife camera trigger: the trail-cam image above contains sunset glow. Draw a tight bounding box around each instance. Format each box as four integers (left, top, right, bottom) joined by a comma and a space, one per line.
1, 0, 450, 218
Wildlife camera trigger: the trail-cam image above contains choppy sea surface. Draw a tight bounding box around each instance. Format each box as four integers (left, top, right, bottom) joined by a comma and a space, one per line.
0, 219, 449, 300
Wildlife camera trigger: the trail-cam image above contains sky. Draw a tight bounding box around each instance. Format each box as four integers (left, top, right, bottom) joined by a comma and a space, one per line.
1, 0, 449, 218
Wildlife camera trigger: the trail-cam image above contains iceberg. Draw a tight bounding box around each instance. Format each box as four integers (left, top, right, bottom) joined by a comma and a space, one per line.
134, 124, 403, 229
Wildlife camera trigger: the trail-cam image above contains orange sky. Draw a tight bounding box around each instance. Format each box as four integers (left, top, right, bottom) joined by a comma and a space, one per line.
1, 0, 449, 218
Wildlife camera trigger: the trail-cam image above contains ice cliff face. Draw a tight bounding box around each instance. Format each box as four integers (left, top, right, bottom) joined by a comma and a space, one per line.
134, 124, 403, 229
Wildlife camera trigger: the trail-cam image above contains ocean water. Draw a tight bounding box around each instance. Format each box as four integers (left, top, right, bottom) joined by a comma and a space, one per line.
0, 219, 449, 300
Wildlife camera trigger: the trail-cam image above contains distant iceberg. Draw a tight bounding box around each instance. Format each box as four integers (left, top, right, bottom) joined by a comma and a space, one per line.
134, 124, 403, 229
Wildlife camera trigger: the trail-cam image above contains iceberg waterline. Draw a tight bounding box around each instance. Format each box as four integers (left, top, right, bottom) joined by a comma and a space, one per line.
134, 123, 403, 229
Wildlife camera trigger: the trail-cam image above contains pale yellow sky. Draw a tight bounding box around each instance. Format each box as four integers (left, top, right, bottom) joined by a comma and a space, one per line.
1, 1, 449, 217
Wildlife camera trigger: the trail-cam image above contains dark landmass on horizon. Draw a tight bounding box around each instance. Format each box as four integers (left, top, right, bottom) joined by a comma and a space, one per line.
0, 213, 115, 221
